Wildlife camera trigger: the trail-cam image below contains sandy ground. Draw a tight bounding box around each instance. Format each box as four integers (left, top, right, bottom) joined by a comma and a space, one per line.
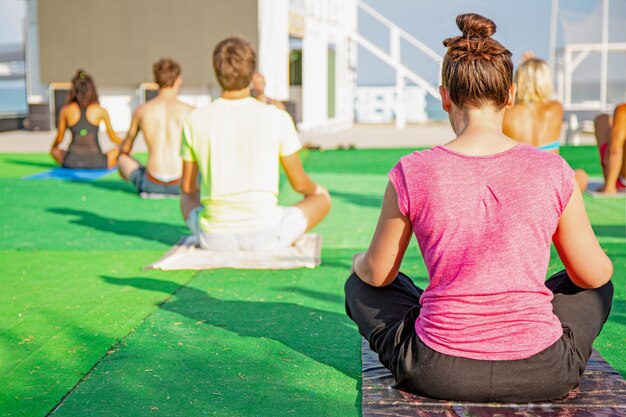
0, 122, 596, 153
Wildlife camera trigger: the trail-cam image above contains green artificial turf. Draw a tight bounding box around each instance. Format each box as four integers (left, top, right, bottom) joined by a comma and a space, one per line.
0, 146, 623, 417
0, 153, 57, 178
560, 145, 603, 177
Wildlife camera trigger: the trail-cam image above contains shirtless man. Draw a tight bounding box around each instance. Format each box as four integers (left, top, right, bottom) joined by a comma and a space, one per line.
594, 103, 626, 194
118, 58, 194, 195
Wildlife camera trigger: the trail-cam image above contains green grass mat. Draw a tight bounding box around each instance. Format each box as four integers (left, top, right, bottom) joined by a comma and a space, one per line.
0, 147, 623, 417
51, 252, 362, 417
560, 146, 603, 177
0, 251, 194, 417
0, 153, 57, 178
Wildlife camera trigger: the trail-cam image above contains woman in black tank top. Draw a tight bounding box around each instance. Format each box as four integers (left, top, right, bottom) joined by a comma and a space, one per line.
50, 70, 122, 169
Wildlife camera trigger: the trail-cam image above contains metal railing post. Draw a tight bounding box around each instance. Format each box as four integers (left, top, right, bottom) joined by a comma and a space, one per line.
390, 27, 405, 129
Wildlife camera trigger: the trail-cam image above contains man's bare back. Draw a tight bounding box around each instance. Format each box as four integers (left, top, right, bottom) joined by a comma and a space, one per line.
118, 58, 194, 195
133, 94, 194, 179
118, 67, 196, 197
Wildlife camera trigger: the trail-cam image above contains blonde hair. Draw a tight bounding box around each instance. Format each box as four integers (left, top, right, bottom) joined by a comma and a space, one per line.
514, 58, 553, 104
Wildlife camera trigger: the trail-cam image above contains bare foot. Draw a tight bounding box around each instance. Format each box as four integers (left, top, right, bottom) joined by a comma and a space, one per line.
598, 184, 617, 194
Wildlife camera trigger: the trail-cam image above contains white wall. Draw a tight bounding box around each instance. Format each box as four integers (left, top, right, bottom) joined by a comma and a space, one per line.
295, 0, 357, 132
97, 88, 212, 133
24, 0, 46, 102
258, 0, 289, 100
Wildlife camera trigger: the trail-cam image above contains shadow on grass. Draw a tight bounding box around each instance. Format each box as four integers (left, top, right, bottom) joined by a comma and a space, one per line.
5, 158, 56, 169
101, 275, 359, 379
74, 179, 136, 193
608, 312, 626, 327
593, 225, 626, 239
48, 208, 185, 245
331, 191, 382, 208
276, 286, 345, 305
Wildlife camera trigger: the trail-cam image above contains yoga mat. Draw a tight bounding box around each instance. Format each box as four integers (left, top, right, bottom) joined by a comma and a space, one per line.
25, 167, 116, 181
586, 178, 626, 198
146, 233, 322, 270
361, 338, 626, 417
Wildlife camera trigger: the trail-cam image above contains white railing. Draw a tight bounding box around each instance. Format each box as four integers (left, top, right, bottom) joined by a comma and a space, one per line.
558, 42, 626, 112
353, 1, 443, 128
555, 0, 626, 113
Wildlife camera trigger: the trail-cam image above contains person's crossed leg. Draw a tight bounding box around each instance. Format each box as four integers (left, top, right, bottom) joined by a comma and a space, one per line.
594, 105, 626, 193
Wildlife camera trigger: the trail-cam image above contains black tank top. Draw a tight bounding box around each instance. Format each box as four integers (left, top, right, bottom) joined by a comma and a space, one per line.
67, 107, 102, 155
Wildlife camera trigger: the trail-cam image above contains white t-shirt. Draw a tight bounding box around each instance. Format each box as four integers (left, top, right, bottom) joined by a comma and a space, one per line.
181, 97, 301, 234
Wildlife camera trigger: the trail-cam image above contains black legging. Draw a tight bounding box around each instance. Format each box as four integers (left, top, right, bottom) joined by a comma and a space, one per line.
345, 270, 613, 402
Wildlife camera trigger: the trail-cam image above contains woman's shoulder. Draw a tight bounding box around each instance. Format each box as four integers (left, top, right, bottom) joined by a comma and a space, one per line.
61, 102, 79, 113
85, 103, 108, 121
392, 147, 445, 174
541, 100, 563, 115
517, 142, 570, 171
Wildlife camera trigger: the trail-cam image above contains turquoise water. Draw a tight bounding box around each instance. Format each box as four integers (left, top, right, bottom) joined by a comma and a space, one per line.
0, 83, 27, 115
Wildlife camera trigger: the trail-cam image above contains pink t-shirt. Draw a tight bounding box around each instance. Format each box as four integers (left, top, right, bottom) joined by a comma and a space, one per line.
388, 143, 575, 360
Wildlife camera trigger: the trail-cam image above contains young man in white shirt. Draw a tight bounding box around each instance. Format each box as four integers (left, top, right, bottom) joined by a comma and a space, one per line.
180, 36, 331, 251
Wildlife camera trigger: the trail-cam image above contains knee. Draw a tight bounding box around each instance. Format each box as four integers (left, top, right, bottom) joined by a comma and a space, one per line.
599, 279, 614, 304
318, 187, 332, 213
117, 153, 132, 165
594, 113, 610, 127
344, 272, 361, 299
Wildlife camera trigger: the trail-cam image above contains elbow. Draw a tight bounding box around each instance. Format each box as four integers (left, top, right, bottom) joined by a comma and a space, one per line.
368, 277, 389, 287
293, 184, 307, 194
292, 181, 313, 195
572, 257, 614, 289
590, 256, 614, 288
180, 184, 197, 196
596, 257, 614, 288
362, 267, 398, 287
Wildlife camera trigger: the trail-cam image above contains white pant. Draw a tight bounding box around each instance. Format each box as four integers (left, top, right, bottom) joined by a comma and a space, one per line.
187, 206, 308, 252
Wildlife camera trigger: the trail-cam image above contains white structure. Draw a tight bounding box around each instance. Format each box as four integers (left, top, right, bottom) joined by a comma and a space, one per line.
552, 0, 626, 112
287, 0, 358, 132
356, 86, 427, 124
23, 0, 445, 132
23, 0, 359, 133
350, 1, 442, 129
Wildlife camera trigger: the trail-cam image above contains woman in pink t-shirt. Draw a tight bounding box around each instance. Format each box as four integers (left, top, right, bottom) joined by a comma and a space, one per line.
345, 13, 613, 402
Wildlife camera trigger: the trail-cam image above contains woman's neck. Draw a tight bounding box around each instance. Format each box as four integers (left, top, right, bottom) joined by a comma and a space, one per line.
450, 106, 504, 136
446, 105, 517, 155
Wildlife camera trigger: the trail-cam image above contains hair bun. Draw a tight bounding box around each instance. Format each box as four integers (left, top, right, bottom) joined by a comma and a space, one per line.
456, 13, 496, 38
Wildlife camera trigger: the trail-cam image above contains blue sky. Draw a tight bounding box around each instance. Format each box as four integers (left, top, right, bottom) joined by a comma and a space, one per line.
356, 0, 625, 85
0, 0, 24, 46
1, 0, 623, 86
357, 0, 554, 84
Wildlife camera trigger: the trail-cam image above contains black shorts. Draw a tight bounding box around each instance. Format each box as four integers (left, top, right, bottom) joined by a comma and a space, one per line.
345, 270, 613, 402
62, 153, 108, 169
129, 166, 180, 195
